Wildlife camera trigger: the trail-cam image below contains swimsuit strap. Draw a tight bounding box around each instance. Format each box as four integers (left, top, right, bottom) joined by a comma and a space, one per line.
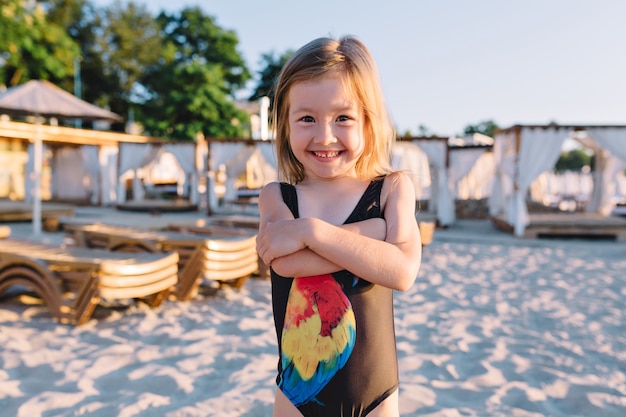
279, 176, 385, 223
344, 176, 385, 223
279, 182, 299, 218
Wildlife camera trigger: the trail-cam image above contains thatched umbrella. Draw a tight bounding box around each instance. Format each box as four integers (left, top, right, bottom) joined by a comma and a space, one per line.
0, 80, 123, 235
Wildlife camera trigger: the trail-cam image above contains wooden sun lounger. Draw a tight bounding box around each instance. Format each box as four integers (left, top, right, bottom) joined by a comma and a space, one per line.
167, 223, 268, 280
0, 239, 179, 325
64, 223, 259, 301
0, 201, 75, 231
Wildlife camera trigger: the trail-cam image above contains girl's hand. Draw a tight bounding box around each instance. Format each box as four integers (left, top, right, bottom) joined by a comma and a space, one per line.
256, 218, 310, 266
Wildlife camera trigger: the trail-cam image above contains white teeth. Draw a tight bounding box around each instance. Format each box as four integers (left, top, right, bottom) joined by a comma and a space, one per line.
313, 151, 340, 158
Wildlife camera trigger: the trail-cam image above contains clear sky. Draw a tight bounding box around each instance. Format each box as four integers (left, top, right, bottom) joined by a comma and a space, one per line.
94, 0, 626, 137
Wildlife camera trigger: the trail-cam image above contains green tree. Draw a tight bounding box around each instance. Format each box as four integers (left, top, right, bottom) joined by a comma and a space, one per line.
43, 0, 113, 122
139, 6, 251, 139
248, 50, 293, 106
417, 124, 431, 137
555, 148, 593, 172
0, 0, 79, 87
463, 119, 499, 138
97, 0, 162, 123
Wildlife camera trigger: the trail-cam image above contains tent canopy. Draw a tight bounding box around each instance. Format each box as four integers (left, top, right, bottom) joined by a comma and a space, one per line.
0, 80, 122, 122
489, 124, 626, 236
0, 79, 122, 235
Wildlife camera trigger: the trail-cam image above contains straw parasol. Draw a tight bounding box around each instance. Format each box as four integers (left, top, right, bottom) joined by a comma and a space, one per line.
0, 80, 123, 235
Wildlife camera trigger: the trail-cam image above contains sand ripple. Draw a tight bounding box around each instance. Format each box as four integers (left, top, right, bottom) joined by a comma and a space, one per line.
1, 237, 625, 416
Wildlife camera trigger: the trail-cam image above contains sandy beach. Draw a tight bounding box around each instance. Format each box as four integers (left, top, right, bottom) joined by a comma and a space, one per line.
1, 210, 625, 417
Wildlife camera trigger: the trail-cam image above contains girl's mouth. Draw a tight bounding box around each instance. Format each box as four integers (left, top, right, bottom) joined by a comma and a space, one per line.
311, 151, 342, 158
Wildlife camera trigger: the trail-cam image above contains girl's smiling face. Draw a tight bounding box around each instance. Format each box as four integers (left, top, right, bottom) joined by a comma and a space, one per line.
287, 76, 365, 182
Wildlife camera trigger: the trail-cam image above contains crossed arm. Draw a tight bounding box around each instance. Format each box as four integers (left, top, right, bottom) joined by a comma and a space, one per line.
256, 173, 422, 291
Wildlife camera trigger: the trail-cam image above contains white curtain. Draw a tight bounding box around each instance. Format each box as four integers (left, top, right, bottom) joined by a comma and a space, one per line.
414, 140, 454, 226
117, 143, 157, 203
208, 142, 247, 213
99, 145, 119, 205
53, 147, 88, 200
391, 142, 431, 200
449, 148, 485, 188
456, 152, 495, 199
617, 168, 626, 202
256, 141, 278, 172
82, 146, 100, 204
488, 132, 516, 217
449, 147, 486, 200
583, 128, 626, 215
586, 128, 626, 163
511, 127, 567, 236
586, 153, 623, 215
249, 148, 278, 187
163, 143, 195, 199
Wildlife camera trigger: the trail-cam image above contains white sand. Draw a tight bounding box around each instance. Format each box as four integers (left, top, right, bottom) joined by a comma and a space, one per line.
1, 215, 626, 416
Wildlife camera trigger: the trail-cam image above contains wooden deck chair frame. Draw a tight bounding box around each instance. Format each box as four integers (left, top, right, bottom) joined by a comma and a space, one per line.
0, 239, 179, 325
66, 224, 259, 301
168, 221, 270, 285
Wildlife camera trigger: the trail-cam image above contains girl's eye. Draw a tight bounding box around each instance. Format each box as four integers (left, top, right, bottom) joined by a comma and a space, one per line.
337, 115, 350, 122
301, 116, 314, 123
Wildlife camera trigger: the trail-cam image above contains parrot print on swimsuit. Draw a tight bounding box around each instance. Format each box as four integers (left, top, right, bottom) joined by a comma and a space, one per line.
278, 273, 356, 406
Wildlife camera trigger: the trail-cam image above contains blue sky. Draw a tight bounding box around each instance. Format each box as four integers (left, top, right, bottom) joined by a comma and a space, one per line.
95, 0, 626, 137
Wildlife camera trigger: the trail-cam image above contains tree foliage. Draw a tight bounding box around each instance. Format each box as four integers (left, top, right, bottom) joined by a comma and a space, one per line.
0, 1, 254, 139
248, 50, 293, 106
43, 0, 111, 120
139, 6, 251, 139
555, 148, 593, 172
83, 0, 161, 125
463, 119, 499, 138
0, 0, 79, 87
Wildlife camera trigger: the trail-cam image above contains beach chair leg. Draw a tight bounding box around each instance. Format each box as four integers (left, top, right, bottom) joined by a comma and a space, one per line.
71, 277, 101, 325
220, 276, 250, 289
0, 261, 67, 323
141, 288, 171, 307
172, 246, 204, 301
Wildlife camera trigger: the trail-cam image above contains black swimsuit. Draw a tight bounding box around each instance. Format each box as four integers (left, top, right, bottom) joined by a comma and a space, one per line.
271, 177, 399, 417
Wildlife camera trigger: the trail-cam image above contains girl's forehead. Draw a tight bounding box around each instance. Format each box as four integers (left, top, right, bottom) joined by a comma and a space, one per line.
289, 76, 358, 104
293, 74, 345, 89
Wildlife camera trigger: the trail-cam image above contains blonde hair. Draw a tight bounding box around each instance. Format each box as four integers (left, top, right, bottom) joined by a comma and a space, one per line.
272, 36, 396, 184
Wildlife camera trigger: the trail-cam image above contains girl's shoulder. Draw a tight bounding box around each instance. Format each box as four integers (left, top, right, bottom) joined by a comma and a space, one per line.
259, 181, 279, 198
258, 182, 282, 212
380, 171, 416, 210
380, 170, 413, 192
258, 182, 297, 222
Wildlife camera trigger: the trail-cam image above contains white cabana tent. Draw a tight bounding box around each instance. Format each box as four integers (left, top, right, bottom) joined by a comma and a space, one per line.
223, 146, 277, 198
0, 80, 122, 234
489, 124, 626, 236
0, 119, 158, 207
447, 144, 494, 221
394, 137, 455, 226
394, 136, 496, 225
391, 141, 431, 201
207, 139, 277, 214
116, 141, 205, 206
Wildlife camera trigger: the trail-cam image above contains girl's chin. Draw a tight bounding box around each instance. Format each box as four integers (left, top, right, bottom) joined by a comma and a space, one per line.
305, 168, 356, 181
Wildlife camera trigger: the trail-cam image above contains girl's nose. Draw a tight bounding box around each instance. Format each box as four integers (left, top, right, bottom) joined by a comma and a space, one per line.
314, 122, 337, 145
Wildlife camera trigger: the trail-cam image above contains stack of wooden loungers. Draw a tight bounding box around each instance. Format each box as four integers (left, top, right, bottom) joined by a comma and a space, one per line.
64, 223, 259, 301
0, 238, 179, 325
167, 218, 268, 280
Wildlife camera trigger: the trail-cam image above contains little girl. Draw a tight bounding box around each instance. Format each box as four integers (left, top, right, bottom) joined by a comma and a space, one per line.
256, 35, 422, 417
